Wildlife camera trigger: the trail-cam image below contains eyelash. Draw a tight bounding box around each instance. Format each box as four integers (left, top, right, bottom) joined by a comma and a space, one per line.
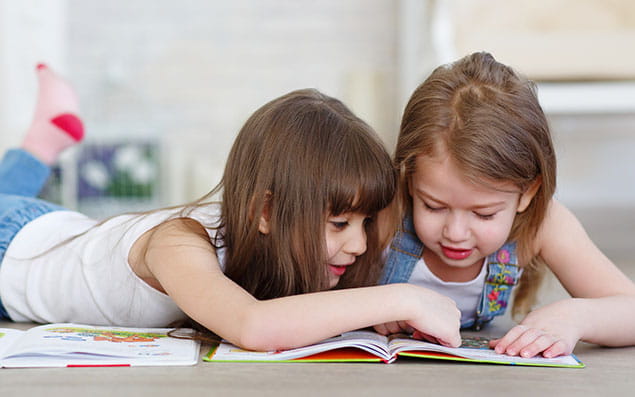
329, 215, 373, 230
331, 221, 348, 230
475, 213, 495, 220
424, 203, 444, 212
424, 203, 495, 220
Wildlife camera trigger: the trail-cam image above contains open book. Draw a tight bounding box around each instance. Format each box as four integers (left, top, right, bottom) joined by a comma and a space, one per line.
0, 323, 200, 368
205, 330, 584, 368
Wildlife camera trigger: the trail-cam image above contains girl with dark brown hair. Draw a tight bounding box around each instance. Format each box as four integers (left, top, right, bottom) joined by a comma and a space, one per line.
0, 65, 461, 351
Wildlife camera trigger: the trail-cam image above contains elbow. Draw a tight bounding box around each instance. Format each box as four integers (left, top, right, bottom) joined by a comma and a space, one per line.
234, 304, 287, 352
236, 327, 272, 352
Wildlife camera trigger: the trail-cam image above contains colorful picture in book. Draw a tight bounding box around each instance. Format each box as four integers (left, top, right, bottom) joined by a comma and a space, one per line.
459, 336, 490, 350
45, 327, 165, 344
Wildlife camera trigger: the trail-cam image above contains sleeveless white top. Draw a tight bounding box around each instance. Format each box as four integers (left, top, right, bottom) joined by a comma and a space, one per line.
0, 206, 224, 326
408, 257, 487, 326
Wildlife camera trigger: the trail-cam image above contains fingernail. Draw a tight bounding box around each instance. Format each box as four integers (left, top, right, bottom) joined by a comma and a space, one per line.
37, 63, 47, 70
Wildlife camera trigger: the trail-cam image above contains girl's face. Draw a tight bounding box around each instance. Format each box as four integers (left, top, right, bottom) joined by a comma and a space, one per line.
324, 212, 369, 288
409, 155, 533, 282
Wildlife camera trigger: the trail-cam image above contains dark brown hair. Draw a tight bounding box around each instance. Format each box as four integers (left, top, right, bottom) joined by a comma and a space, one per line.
396, 52, 556, 317
186, 89, 396, 300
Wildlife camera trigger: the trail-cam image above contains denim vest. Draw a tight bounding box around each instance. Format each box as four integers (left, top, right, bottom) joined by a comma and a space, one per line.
379, 215, 521, 330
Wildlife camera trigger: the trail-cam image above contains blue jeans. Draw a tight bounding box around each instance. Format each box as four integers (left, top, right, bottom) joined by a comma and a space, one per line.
0, 149, 63, 320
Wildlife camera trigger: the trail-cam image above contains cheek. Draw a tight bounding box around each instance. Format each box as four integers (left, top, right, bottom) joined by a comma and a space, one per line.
477, 216, 515, 249
411, 208, 441, 242
324, 231, 337, 259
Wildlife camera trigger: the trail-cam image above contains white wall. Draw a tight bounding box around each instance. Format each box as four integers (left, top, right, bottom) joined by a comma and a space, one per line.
539, 84, 635, 208
63, 0, 401, 204
2, 1, 633, 222
0, 0, 68, 155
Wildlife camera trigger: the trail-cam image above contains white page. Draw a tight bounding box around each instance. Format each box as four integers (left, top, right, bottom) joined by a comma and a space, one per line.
1, 323, 199, 368
0, 328, 25, 359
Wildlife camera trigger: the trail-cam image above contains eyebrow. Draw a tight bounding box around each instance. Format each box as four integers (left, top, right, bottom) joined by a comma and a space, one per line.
414, 188, 507, 210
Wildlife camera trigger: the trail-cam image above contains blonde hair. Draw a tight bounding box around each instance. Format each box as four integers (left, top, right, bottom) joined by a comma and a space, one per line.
185, 89, 396, 299
396, 52, 556, 317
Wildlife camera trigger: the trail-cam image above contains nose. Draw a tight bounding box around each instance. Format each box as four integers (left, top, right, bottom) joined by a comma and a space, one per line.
442, 211, 470, 242
345, 225, 367, 257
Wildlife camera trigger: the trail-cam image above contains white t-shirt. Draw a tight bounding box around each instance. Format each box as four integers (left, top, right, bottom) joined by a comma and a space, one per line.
0, 205, 224, 326
408, 257, 487, 326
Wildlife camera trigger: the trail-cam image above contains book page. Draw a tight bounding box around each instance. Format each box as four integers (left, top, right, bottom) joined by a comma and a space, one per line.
388, 335, 583, 367
0, 328, 25, 360
210, 330, 392, 362
1, 323, 199, 367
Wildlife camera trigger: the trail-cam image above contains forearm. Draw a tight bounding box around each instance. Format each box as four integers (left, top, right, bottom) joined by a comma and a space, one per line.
238, 284, 417, 351
573, 295, 635, 346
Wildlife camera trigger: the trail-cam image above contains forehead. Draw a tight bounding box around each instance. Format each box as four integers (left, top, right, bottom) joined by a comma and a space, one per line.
411, 155, 521, 205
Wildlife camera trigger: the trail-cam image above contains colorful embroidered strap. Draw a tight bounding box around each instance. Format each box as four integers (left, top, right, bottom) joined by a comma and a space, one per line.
471, 243, 521, 330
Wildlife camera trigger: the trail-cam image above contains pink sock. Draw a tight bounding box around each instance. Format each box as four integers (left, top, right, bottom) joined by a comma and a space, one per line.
21, 63, 84, 165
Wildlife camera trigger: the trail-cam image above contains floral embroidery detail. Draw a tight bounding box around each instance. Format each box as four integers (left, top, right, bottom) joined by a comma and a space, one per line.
485, 262, 518, 313
487, 264, 511, 284
497, 249, 510, 264
487, 285, 509, 312
478, 244, 520, 325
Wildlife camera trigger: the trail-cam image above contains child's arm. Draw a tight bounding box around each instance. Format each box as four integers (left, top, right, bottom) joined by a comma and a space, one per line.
491, 200, 635, 358
140, 218, 462, 351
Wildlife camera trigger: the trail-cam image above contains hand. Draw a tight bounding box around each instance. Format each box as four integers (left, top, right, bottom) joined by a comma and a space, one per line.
373, 321, 448, 345
374, 321, 413, 336
489, 299, 583, 358
375, 285, 461, 347
409, 286, 462, 347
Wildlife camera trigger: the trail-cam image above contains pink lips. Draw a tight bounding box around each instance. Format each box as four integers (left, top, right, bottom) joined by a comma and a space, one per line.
328, 264, 347, 277
441, 246, 473, 260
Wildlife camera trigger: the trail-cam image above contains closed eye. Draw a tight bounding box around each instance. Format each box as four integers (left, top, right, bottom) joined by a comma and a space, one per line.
424, 202, 445, 212
330, 221, 349, 230
474, 212, 496, 220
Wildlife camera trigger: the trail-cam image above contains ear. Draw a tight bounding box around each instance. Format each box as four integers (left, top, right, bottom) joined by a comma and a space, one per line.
256, 191, 273, 235
517, 178, 541, 213
258, 210, 270, 235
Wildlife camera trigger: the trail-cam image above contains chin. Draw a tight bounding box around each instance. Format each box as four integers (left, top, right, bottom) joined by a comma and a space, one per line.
441, 255, 484, 270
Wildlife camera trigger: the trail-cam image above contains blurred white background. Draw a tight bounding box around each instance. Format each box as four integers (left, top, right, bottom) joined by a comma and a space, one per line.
0, 0, 633, 259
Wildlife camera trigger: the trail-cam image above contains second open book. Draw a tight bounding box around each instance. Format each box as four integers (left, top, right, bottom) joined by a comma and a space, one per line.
205, 330, 584, 368
0, 323, 200, 368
